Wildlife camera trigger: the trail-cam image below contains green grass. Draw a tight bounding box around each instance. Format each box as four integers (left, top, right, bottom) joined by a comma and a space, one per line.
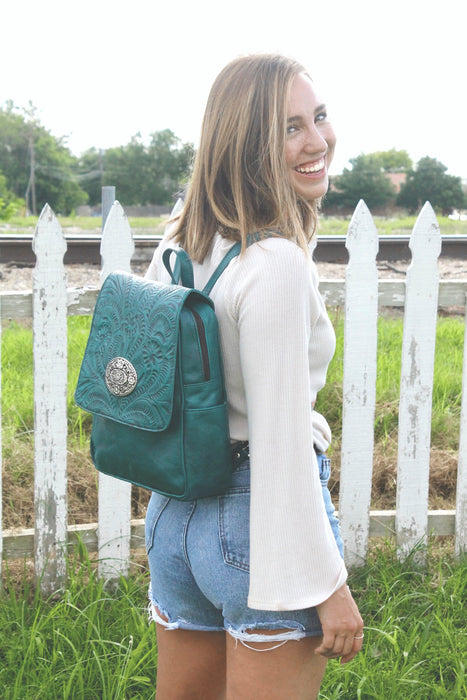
0, 543, 465, 698
4, 213, 467, 237
1, 316, 93, 442
2, 215, 166, 233
0, 546, 158, 699
320, 544, 467, 699
318, 215, 467, 237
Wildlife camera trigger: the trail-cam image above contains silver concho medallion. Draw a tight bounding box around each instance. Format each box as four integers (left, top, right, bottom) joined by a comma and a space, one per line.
105, 357, 137, 396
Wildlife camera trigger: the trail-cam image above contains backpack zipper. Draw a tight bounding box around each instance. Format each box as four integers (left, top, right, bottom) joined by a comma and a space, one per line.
190, 308, 210, 381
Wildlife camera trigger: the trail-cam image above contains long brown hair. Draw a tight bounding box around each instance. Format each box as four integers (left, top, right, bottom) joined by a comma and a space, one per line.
171, 54, 319, 261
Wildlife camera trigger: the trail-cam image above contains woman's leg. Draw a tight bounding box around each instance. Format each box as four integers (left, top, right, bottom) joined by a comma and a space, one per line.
226, 632, 327, 700
155, 625, 226, 700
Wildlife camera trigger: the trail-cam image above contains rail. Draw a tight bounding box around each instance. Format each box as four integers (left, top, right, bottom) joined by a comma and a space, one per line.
2, 233, 467, 265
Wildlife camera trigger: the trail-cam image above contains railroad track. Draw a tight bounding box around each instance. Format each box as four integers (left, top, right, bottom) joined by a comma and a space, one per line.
1, 233, 467, 266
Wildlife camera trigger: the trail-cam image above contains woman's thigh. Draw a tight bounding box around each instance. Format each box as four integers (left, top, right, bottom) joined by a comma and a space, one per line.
155, 625, 226, 700
226, 632, 327, 700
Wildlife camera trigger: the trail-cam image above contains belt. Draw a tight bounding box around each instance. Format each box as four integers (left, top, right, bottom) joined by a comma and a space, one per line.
231, 440, 250, 468
231, 441, 322, 468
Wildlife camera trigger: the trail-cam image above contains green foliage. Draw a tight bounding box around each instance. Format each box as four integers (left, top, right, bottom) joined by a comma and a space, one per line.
397, 156, 467, 215
324, 152, 400, 211
0, 171, 24, 220
0, 101, 88, 215
78, 129, 194, 207
367, 148, 413, 172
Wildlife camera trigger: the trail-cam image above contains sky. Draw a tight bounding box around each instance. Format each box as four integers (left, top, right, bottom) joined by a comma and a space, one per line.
2, 0, 466, 179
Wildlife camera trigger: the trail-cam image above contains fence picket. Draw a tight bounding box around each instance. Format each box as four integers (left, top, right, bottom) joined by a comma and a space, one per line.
0, 293, 2, 584
32, 205, 68, 593
455, 293, 467, 557
339, 201, 379, 566
97, 201, 135, 580
396, 202, 441, 557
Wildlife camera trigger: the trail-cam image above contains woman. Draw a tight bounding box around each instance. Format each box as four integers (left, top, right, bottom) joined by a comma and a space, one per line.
145, 54, 363, 699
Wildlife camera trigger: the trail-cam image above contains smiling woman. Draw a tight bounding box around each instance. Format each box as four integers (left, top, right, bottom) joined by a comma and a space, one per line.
143, 54, 363, 700
285, 73, 336, 201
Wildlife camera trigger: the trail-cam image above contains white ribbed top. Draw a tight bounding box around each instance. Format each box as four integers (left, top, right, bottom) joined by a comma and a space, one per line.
146, 232, 347, 611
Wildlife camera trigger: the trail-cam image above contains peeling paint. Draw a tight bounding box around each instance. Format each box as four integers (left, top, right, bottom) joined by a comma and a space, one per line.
408, 337, 420, 384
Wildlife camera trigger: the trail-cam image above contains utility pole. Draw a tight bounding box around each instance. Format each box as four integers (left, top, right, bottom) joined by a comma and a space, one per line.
24, 102, 37, 216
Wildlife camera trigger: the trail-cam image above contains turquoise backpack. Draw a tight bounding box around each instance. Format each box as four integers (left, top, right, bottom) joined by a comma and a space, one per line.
75, 243, 241, 500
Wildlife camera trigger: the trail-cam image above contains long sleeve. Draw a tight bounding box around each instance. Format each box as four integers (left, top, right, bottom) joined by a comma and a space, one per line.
225, 239, 347, 610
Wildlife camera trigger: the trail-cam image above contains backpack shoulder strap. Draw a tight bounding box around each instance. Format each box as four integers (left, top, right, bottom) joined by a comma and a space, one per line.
162, 238, 254, 295
162, 248, 194, 289
202, 242, 242, 296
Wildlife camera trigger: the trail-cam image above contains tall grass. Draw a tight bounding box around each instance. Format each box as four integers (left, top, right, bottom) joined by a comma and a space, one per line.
321, 544, 467, 699
0, 543, 465, 698
0, 546, 158, 698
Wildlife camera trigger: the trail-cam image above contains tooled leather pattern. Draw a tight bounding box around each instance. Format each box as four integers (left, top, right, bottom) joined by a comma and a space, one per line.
75, 272, 192, 431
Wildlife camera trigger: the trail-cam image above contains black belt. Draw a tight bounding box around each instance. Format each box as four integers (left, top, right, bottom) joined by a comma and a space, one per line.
231, 441, 322, 467
231, 440, 250, 468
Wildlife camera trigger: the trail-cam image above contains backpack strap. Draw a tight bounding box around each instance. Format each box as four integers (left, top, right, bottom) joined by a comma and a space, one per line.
162, 238, 247, 295
162, 248, 195, 289
162, 242, 242, 295
202, 242, 242, 296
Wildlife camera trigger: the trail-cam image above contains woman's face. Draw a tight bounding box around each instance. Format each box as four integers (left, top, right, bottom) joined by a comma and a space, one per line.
285, 72, 336, 201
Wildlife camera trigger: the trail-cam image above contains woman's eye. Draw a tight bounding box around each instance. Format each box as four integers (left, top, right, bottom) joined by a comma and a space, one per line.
287, 124, 299, 135
315, 112, 328, 123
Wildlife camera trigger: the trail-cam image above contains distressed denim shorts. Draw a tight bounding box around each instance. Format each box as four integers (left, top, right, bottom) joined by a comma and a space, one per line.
145, 453, 344, 644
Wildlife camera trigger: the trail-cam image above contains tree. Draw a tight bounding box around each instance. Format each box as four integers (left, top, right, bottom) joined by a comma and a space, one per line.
79, 129, 194, 207
323, 152, 398, 211
146, 129, 193, 204
74, 147, 104, 207
397, 157, 467, 215
0, 102, 88, 215
370, 148, 412, 172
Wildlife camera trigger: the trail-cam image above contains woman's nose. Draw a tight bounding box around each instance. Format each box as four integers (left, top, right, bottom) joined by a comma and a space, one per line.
303, 125, 328, 153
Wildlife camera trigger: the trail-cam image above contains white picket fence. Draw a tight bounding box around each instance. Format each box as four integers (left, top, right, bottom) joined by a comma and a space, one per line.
1, 200, 466, 594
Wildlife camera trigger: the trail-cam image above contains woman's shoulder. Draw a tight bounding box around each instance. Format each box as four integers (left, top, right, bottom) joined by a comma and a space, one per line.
223, 235, 319, 310
245, 235, 309, 262
239, 235, 315, 280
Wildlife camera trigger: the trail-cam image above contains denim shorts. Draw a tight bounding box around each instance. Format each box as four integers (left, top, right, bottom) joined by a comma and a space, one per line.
145, 452, 344, 643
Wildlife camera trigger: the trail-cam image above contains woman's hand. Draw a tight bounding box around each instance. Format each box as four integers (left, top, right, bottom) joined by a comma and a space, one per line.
315, 584, 364, 664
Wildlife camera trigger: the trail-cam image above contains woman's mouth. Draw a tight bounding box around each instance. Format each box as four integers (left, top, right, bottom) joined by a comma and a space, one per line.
294, 157, 326, 176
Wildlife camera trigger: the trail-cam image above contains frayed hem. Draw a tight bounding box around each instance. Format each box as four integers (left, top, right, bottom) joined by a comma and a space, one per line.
226, 625, 307, 651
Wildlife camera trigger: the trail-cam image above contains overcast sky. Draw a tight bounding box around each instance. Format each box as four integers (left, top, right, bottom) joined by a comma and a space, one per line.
2, 0, 466, 178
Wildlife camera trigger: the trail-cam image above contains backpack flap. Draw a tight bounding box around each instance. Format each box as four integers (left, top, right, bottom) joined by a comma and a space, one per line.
75, 271, 208, 432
